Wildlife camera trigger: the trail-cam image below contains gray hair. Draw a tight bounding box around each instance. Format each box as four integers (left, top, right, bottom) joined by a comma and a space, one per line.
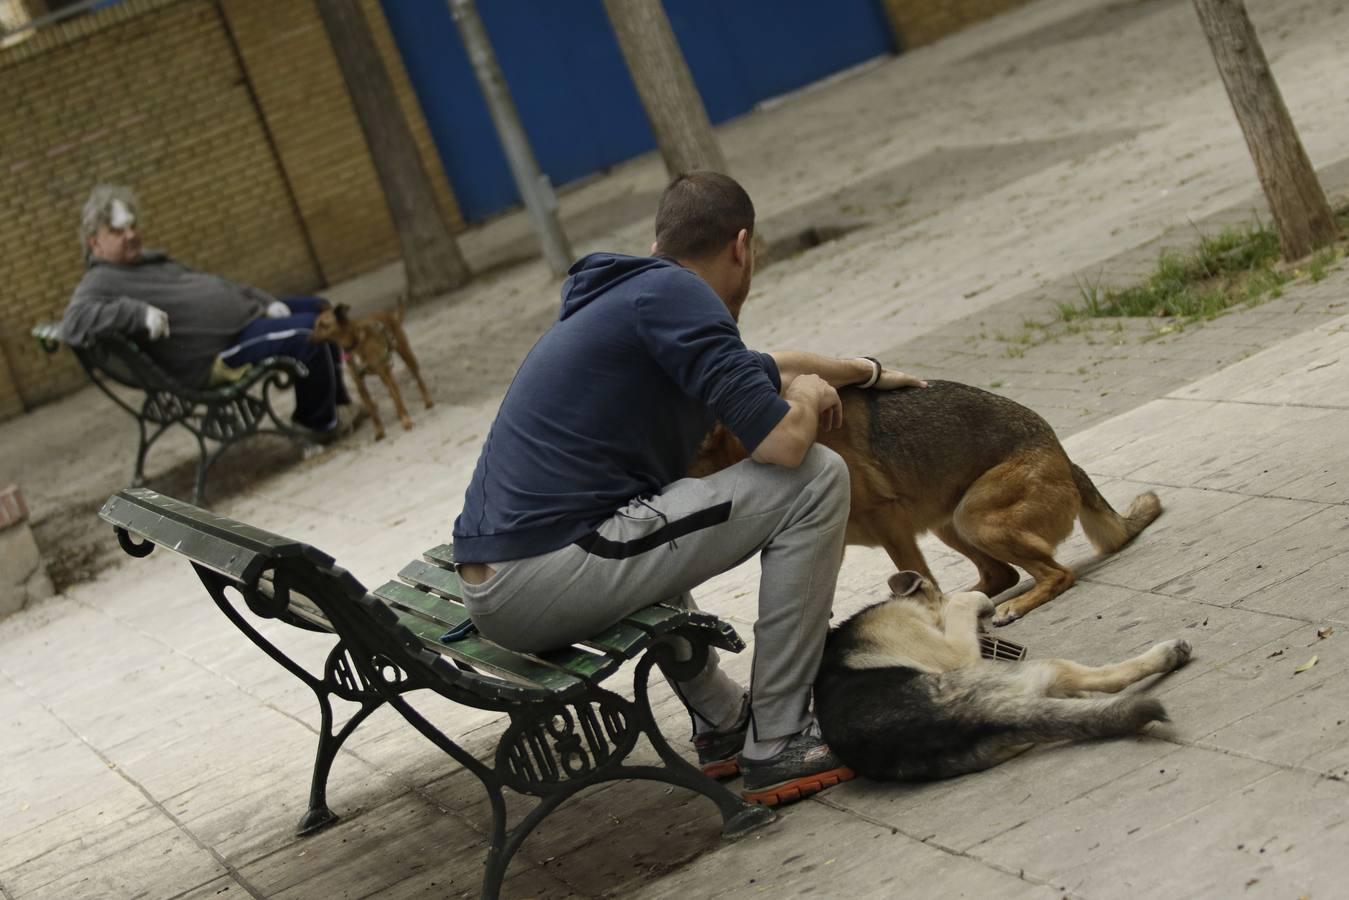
79, 184, 140, 260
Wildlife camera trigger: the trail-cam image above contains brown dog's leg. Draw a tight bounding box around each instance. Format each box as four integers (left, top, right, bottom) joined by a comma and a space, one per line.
953, 452, 1079, 626
934, 523, 1020, 597
1030, 640, 1192, 696
351, 370, 385, 440
375, 365, 414, 430
390, 323, 434, 410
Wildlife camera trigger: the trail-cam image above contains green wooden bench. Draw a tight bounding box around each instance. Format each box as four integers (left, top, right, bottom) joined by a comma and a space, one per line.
99, 487, 774, 899
34, 321, 313, 505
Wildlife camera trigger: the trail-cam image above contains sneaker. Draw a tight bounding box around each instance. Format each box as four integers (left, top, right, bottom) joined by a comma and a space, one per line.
738, 721, 854, 807
693, 695, 750, 779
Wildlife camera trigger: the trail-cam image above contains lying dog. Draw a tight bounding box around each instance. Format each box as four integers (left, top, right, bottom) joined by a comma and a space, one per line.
814, 571, 1191, 781
310, 302, 433, 440
691, 380, 1161, 624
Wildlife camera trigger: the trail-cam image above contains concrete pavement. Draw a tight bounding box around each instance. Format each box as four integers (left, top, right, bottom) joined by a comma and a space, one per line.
5, 0, 1349, 896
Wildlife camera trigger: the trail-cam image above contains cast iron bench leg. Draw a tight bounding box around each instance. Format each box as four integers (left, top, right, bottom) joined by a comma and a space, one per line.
193, 565, 386, 837
633, 645, 777, 838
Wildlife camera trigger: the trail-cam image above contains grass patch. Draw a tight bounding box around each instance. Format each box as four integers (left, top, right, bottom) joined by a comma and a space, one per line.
1058, 222, 1297, 322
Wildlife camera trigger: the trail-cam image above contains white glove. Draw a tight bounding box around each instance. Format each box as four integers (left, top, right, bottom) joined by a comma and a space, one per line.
144, 306, 170, 341
265, 300, 291, 319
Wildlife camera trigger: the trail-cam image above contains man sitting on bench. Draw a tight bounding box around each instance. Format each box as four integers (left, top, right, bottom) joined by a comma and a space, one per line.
61, 184, 357, 442
453, 171, 925, 808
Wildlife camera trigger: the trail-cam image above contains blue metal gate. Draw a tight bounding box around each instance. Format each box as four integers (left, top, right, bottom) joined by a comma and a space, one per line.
380, 0, 894, 222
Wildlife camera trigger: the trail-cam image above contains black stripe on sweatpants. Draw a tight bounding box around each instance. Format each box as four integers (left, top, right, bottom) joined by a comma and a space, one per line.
574, 501, 733, 560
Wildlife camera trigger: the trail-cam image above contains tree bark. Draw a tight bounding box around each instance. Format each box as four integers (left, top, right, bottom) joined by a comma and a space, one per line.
1192, 0, 1336, 260
602, 0, 727, 177
314, 0, 470, 300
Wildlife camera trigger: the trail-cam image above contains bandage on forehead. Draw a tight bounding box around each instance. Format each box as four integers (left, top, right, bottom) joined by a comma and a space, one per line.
109, 199, 136, 230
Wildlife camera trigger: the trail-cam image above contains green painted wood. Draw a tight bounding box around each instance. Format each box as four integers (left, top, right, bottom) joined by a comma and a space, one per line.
622, 604, 687, 633
373, 582, 581, 693
423, 544, 456, 567
399, 558, 462, 599
99, 488, 332, 585
583, 621, 652, 658
376, 580, 469, 628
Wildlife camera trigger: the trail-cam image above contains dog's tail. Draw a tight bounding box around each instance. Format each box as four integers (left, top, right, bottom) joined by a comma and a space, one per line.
1071, 463, 1162, 554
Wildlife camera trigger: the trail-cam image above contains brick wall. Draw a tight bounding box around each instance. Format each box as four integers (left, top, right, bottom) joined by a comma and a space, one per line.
0, 0, 464, 421
883, 0, 1035, 49
220, 0, 463, 285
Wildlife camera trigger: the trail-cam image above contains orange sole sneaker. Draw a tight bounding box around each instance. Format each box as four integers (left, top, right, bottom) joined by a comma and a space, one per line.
741, 766, 855, 807
701, 758, 741, 780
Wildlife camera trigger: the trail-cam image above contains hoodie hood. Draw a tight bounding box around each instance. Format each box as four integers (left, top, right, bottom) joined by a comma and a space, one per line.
561, 253, 679, 319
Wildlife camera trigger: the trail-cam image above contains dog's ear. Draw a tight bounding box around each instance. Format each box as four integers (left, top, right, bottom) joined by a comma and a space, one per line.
887, 570, 925, 597
334, 303, 351, 324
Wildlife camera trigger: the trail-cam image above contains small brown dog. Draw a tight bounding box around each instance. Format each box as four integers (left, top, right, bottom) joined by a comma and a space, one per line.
310, 302, 433, 440
690, 380, 1161, 625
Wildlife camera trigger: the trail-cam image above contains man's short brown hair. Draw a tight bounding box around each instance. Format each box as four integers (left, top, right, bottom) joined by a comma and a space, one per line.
654, 171, 755, 260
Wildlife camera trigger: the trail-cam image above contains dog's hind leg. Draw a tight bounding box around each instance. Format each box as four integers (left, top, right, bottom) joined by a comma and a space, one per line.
351, 369, 385, 440
374, 365, 414, 431
952, 452, 1079, 626
1027, 641, 1193, 697
391, 325, 434, 410
934, 523, 1019, 598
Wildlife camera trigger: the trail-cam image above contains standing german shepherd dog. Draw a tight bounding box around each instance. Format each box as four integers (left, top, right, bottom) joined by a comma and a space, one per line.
814, 571, 1191, 780
691, 380, 1161, 624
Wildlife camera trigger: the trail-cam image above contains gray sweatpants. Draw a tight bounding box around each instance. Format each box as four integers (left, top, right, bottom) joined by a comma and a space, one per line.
458, 444, 851, 741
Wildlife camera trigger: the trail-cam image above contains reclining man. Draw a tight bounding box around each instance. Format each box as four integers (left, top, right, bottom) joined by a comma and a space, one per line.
453, 171, 925, 807
61, 184, 355, 442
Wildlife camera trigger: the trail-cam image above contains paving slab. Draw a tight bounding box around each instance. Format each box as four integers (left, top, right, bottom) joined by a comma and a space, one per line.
970, 745, 1278, 886
1053, 769, 1349, 899
630, 796, 1062, 900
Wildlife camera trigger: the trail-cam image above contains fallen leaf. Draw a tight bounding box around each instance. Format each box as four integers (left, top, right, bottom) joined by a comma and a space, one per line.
1318, 626, 1334, 639
1267, 649, 1285, 659
1294, 655, 1319, 674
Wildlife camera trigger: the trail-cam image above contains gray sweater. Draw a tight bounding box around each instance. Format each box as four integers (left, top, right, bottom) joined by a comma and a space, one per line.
62, 251, 273, 388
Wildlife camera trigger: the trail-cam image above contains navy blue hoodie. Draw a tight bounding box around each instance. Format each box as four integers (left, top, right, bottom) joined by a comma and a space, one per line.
453, 253, 789, 564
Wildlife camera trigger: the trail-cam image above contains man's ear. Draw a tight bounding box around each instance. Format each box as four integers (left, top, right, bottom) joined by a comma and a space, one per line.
651, 241, 659, 255
733, 228, 751, 266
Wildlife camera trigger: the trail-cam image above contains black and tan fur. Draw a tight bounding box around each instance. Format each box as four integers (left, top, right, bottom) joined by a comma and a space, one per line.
311, 302, 433, 441
691, 380, 1162, 624
814, 571, 1191, 780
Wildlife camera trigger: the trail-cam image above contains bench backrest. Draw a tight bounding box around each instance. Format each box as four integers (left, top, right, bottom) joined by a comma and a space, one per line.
32, 320, 185, 393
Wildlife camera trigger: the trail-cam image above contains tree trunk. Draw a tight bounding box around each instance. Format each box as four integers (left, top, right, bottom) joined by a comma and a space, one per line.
602, 0, 727, 177
1192, 0, 1336, 260
314, 0, 470, 300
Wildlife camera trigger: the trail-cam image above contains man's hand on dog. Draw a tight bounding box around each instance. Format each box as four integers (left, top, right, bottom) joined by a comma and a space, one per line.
786, 373, 844, 431
873, 368, 928, 390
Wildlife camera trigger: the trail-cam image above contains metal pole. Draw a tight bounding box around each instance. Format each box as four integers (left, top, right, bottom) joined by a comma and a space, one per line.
449, 0, 574, 276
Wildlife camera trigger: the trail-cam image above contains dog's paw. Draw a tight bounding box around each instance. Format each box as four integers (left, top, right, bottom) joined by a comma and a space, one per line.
991, 603, 1021, 627
1161, 639, 1192, 670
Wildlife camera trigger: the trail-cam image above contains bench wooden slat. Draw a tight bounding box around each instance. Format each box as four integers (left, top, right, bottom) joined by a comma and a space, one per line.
622, 604, 688, 632
101, 488, 333, 585
399, 558, 461, 599
581, 621, 652, 658
374, 581, 584, 692
423, 543, 456, 568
